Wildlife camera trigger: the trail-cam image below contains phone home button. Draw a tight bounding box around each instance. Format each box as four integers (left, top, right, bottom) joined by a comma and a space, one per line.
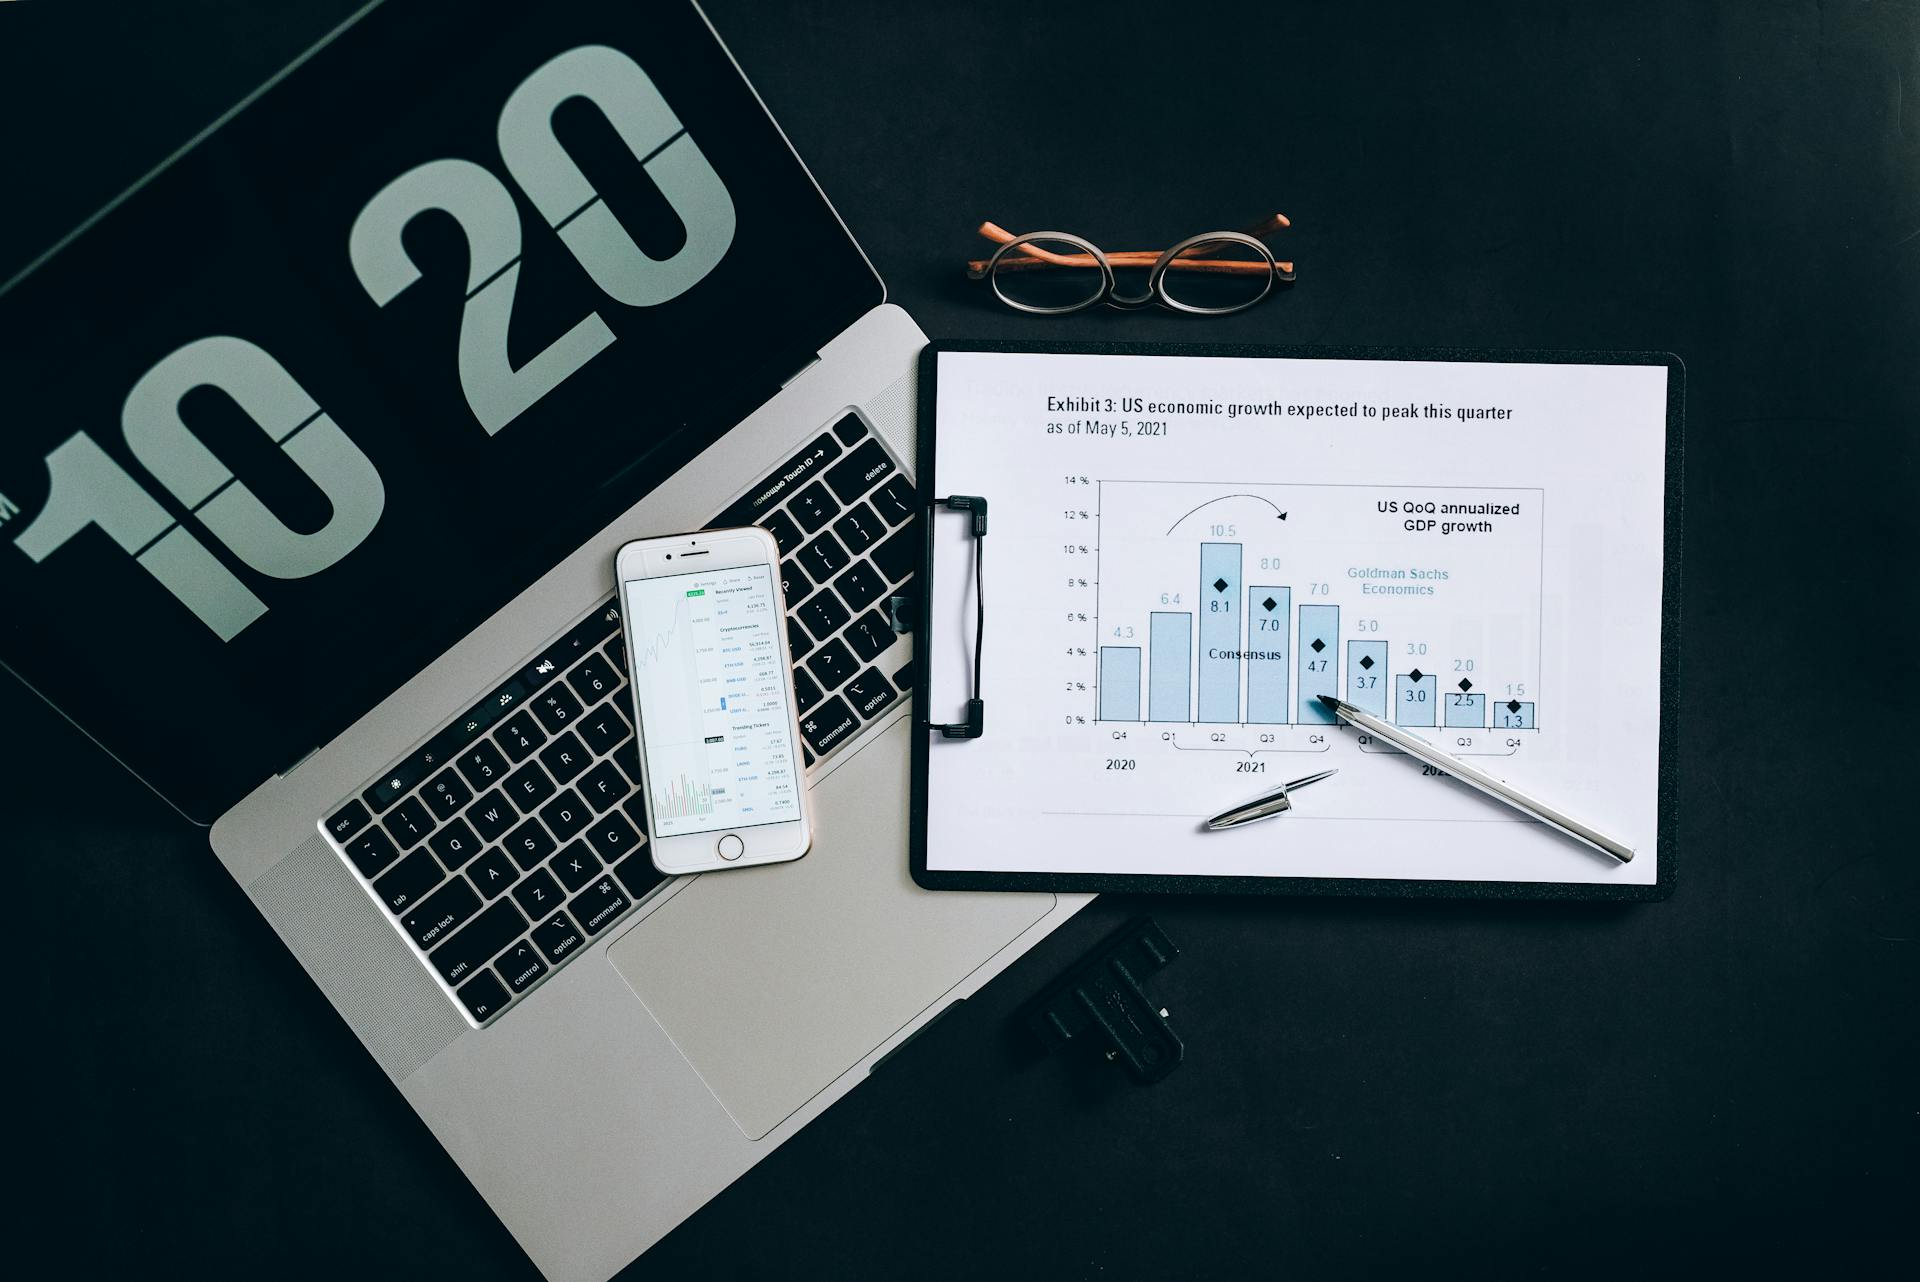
716, 833, 745, 861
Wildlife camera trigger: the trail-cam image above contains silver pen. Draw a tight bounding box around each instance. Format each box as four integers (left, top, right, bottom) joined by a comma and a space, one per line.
1205, 768, 1338, 830
1316, 694, 1634, 863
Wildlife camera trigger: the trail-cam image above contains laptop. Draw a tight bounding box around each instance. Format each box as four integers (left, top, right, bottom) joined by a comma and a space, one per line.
0, 2, 1083, 1277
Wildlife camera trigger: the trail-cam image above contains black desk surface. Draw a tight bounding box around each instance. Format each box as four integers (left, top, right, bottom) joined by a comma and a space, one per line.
7, 2, 1915, 1276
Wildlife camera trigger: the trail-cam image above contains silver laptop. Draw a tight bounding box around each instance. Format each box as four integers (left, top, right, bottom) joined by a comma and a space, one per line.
0, 3, 1083, 1277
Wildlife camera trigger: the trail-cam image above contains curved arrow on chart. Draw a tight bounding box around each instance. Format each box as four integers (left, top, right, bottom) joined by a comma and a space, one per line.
1165, 493, 1288, 535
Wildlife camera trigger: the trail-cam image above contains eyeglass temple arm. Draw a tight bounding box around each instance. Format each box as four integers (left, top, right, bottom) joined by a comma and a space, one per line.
966, 215, 1293, 278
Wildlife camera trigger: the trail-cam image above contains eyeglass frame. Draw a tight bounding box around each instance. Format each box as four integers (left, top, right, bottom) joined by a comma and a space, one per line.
982, 229, 1288, 317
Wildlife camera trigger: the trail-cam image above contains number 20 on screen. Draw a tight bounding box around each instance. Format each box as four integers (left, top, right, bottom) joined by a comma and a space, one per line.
9, 45, 735, 642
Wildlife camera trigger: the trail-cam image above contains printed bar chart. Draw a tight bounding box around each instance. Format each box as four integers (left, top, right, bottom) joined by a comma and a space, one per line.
1395, 671, 1437, 726
1297, 605, 1340, 722
1445, 691, 1486, 727
1246, 585, 1291, 723
1346, 639, 1388, 717
1148, 612, 1191, 721
1197, 543, 1241, 722
1098, 646, 1141, 720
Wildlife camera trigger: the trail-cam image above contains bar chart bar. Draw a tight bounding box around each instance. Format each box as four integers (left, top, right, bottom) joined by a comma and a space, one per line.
1495, 699, 1536, 729
1098, 646, 1141, 721
1444, 691, 1486, 728
1246, 585, 1291, 723
1148, 612, 1192, 722
1197, 543, 1242, 722
1297, 604, 1339, 721
1346, 639, 1388, 718
1395, 671, 1437, 726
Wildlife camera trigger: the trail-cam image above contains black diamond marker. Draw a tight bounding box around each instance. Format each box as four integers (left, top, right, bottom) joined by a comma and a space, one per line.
1359, 655, 1375, 669
1458, 678, 1473, 691
1261, 596, 1277, 612
1310, 638, 1326, 653
1508, 699, 1522, 712
1410, 668, 1424, 681
1213, 577, 1229, 593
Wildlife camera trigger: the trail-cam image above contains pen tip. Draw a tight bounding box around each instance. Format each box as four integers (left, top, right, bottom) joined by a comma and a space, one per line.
1316, 695, 1340, 710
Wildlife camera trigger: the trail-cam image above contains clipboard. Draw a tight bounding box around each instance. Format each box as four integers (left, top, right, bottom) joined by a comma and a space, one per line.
906, 341, 1683, 901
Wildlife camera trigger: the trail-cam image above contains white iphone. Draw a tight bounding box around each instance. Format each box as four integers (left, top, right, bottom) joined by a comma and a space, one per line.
615, 527, 813, 875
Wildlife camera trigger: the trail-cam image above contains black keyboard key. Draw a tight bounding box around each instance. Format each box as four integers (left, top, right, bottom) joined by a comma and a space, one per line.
455, 740, 509, 791
578, 702, 630, 756
567, 655, 618, 707
372, 847, 442, 914
342, 826, 400, 878
578, 760, 631, 812
779, 558, 812, 603
613, 851, 667, 901
429, 898, 527, 986
540, 788, 593, 841
504, 760, 556, 810
326, 800, 370, 844
585, 809, 642, 863
834, 561, 887, 611
712, 431, 843, 528
793, 669, 823, 714
496, 940, 547, 994
893, 660, 914, 691
832, 502, 883, 555
531, 911, 587, 965
381, 797, 434, 850
494, 710, 546, 762
789, 481, 840, 533
504, 817, 556, 870
846, 610, 895, 663
805, 639, 858, 689
537, 731, 591, 784
551, 841, 603, 892
467, 789, 518, 843
871, 525, 917, 584
796, 588, 851, 642
761, 509, 803, 557
569, 876, 632, 936
511, 867, 567, 918
604, 636, 627, 676
786, 617, 814, 662
531, 683, 583, 734
831, 412, 867, 446
421, 768, 473, 821
457, 970, 510, 1023
799, 695, 859, 756
402, 878, 480, 950
428, 817, 484, 869
824, 439, 896, 504
844, 668, 898, 721
872, 473, 915, 525
796, 530, 848, 581
466, 847, 520, 899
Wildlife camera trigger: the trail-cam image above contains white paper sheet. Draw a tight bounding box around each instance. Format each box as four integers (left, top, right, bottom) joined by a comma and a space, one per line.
924, 350, 1670, 886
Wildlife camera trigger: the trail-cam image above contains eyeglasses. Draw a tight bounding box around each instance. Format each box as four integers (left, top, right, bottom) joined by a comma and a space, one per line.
966, 214, 1295, 316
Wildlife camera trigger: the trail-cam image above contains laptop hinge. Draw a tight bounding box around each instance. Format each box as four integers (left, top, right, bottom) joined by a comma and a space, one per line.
279, 743, 323, 778
780, 353, 823, 388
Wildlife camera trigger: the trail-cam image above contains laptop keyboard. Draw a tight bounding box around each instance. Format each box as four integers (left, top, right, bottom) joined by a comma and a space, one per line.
318, 411, 917, 1025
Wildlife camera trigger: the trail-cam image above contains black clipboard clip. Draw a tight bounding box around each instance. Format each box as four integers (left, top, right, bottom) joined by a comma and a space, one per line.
926, 495, 988, 740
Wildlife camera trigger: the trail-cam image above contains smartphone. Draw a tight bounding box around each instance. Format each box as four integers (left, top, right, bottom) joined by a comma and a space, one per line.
615, 527, 813, 875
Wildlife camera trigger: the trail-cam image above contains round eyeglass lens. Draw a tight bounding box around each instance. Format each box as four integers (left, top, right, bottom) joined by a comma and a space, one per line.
1156, 237, 1275, 315
990, 237, 1109, 314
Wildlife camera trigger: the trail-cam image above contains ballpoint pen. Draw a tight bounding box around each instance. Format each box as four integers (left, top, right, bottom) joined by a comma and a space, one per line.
1315, 694, 1634, 863
1205, 768, 1338, 830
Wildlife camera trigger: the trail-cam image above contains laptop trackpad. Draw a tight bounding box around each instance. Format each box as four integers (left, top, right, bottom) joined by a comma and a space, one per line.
606, 718, 1052, 1139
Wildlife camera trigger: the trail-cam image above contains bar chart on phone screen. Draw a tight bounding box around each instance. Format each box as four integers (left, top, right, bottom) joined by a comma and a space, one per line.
1069, 477, 1545, 770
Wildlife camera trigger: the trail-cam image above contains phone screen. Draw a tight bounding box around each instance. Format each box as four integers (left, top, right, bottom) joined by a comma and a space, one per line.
623, 562, 803, 838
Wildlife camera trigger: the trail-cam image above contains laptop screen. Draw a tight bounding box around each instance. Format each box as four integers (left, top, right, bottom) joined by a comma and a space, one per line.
0, 0, 883, 822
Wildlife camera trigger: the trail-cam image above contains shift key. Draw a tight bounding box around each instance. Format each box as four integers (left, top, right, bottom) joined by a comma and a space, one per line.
429, 898, 527, 986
